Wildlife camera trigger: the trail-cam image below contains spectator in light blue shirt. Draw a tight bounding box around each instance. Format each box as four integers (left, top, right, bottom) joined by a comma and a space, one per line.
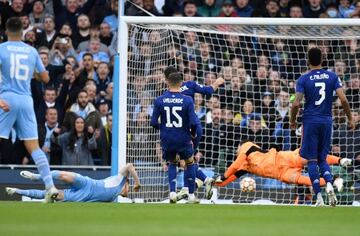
338, 0, 356, 18
78, 37, 110, 65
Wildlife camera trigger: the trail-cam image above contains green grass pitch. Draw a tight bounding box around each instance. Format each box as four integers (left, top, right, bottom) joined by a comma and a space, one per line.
0, 202, 359, 236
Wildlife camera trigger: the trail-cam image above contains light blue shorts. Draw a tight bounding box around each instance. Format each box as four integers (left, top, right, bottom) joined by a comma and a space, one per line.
0, 92, 38, 140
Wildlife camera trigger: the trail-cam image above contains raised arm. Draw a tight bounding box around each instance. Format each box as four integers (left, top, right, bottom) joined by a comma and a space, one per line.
336, 88, 355, 130
210, 77, 225, 91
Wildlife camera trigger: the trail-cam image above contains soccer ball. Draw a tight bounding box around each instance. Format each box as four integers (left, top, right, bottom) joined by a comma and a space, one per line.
240, 177, 256, 193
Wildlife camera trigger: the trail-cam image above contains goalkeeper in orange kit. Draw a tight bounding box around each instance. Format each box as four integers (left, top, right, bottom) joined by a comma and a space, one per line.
215, 141, 352, 189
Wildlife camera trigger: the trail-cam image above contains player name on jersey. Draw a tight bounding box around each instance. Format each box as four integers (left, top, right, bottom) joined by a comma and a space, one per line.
162, 98, 184, 104
309, 73, 329, 80
6, 45, 31, 53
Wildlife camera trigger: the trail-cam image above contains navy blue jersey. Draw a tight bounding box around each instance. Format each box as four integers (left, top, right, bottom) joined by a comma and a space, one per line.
151, 91, 199, 151
296, 69, 342, 124
180, 81, 214, 100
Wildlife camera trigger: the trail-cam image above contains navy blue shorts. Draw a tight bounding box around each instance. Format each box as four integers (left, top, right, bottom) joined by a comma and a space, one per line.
300, 122, 332, 161
162, 144, 194, 161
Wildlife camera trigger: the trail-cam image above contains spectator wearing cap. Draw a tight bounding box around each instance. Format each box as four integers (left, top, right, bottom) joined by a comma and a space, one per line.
218, 0, 238, 17
198, 0, 221, 17
97, 99, 110, 126
52, 0, 96, 32
303, 0, 325, 18
262, 0, 281, 17
183, 1, 202, 16
235, 0, 254, 17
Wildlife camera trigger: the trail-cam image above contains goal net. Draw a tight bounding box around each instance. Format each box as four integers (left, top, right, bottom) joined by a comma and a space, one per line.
117, 17, 360, 205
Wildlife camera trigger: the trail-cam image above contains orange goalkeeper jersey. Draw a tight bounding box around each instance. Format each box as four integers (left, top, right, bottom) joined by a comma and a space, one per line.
236, 142, 304, 180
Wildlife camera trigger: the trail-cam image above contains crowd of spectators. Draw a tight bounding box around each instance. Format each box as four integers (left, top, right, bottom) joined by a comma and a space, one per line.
0, 0, 359, 172
125, 0, 360, 18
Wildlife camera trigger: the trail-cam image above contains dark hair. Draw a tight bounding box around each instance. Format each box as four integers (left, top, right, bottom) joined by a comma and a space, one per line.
164, 66, 178, 79
167, 72, 182, 85
45, 86, 56, 92
82, 52, 93, 60
6, 17, 23, 34
77, 89, 88, 98
68, 116, 89, 152
308, 47, 322, 66
45, 107, 57, 114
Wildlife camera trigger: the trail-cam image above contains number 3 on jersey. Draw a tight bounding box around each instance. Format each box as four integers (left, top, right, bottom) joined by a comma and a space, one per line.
10, 53, 29, 81
315, 82, 325, 105
164, 106, 183, 128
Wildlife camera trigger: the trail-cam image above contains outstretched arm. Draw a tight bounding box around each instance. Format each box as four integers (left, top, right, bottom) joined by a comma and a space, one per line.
120, 163, 140, 191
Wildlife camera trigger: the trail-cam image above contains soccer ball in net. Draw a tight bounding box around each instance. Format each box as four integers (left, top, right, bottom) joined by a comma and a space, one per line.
240, 177, 256, 193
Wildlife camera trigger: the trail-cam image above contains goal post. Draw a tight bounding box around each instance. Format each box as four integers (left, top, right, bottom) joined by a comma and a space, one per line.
114, 16, 360, 204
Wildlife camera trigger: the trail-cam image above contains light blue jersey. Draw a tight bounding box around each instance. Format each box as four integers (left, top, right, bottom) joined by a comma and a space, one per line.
0, 41, 45, 96
62, 174, 127, 202
0, 41, 45, 139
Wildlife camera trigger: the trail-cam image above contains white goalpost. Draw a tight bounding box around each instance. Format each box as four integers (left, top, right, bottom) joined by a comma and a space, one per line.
114, 16, 360, 205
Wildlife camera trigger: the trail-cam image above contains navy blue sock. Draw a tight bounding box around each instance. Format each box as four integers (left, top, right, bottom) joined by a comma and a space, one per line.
185, 163, 196, 194
318, 160, 333, 183
168, 163, 177, 192
15, 189, 45, 199
195, 164, 207, 182
308, 161, 321, 195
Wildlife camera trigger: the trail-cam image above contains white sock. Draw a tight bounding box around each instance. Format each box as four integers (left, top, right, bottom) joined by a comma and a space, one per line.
189, 193, 195, 199
182, 187, 189, 193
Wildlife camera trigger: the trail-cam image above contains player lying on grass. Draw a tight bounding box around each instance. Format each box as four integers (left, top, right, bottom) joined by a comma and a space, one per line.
6, 163, 140, 202
215, 141, 351, 191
